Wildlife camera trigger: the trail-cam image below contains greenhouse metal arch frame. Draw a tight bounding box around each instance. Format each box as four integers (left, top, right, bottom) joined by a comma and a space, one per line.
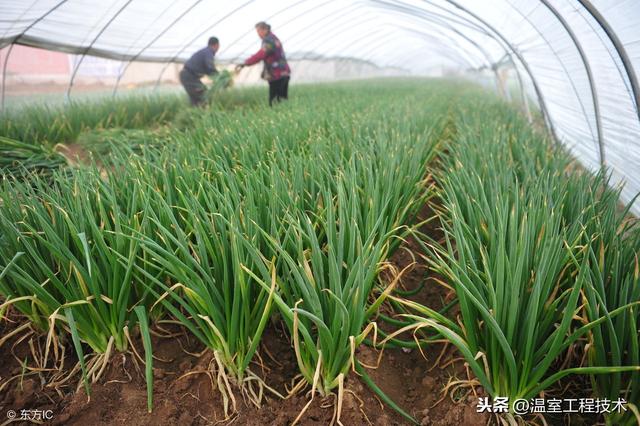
0, 0, 639, 214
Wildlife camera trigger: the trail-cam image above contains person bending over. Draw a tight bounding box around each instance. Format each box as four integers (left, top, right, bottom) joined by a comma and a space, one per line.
180, 37, 219, 107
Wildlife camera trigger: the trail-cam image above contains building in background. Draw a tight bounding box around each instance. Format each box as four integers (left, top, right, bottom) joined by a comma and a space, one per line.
0, 45, 181, 95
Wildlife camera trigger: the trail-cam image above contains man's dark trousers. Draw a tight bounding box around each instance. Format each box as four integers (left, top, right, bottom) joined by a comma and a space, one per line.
180, 67, 206, 106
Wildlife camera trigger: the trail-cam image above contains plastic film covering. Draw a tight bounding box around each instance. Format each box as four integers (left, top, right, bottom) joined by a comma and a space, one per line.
0, 0, 639, 214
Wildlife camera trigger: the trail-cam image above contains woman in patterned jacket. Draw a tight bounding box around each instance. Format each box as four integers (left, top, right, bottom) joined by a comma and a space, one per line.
237, 22, 291, 106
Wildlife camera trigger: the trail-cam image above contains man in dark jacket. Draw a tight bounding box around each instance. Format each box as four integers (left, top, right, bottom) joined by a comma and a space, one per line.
236, 22, 290, 106
180, 37, 219, 106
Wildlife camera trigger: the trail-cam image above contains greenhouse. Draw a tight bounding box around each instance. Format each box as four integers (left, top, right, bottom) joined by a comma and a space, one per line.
0, 0, 639, 425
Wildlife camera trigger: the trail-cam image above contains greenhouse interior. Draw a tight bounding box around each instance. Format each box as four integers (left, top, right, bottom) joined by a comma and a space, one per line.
1, 0, 639, 425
